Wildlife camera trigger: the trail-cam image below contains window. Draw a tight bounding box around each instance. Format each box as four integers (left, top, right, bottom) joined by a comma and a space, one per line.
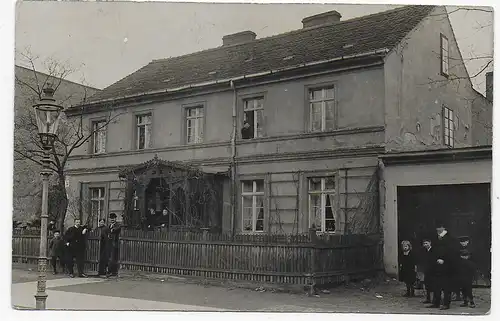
440, 34, 449, 76
242, 97, 264, 139
90, 187, 105, 226
241, 180, 265, 232
136, 114, 152, 150
443, 106, 454, 147
309, 87, 335, 132
91, 120, 106, 154
308, 176, 336, 232
186, 106, 204, 144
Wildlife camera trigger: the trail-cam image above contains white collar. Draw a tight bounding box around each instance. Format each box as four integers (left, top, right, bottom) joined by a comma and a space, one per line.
438, 230, 448, 238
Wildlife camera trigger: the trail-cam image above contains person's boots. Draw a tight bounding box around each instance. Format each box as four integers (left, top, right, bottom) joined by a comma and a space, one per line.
460, 300, 468, 307
423, 291, 431, 304
469, 301, 476, 308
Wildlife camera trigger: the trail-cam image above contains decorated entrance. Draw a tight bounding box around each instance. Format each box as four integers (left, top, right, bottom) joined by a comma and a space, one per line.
119, 155, 227, 230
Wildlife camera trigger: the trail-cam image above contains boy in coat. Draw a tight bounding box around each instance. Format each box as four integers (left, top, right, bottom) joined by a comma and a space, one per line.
48, 231, 65, 274
458, 249, 476, 308
421, 238, 435, 304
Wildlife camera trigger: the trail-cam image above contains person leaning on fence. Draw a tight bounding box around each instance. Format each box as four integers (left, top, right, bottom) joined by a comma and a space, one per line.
64, 219, 88, 278
97, 218, 110, 277
48, 230, 65, 274
106, 213, 121, 277
399, 240, 417, 297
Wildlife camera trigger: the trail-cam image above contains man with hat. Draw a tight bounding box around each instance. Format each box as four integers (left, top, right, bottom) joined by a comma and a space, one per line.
107, 213, 122, 277
428, 220, 460, 310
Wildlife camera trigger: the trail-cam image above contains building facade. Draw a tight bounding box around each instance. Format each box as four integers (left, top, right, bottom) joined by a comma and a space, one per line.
64, 6, 491, 237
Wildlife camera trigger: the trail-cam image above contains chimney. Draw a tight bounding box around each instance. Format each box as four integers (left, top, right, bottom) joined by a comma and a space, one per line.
486, 71, 493, 102
222, 31, 256, 46
302, 10, 342, 28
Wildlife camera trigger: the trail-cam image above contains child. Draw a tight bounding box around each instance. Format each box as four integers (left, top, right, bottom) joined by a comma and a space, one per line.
458, 249, 476, 308
399, 240, 417, 297
48, 230, 65, 274
421, 238, 435, 304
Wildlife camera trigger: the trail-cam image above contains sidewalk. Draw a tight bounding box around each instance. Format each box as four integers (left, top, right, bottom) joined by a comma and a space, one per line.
11, 265, 491, 314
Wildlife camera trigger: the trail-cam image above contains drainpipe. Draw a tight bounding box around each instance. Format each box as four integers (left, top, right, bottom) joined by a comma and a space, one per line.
230, 80, 237, 237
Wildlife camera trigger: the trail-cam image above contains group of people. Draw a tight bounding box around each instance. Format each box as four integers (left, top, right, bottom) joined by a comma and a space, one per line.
48, 213, 122, 278
399, 221, 477, 310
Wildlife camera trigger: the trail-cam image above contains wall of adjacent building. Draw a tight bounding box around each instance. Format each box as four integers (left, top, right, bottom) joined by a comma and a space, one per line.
13, 65, 100, 224
384, 6, 476, 151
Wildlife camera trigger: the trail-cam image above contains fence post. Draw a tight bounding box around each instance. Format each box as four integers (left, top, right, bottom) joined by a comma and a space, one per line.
307, 226, 318, 296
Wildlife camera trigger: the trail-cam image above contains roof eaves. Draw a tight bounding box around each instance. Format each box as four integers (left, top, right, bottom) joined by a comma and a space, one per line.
73, 48, 390, 109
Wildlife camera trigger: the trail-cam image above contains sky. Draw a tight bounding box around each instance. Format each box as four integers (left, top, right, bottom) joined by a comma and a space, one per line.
14, 1, 494, 95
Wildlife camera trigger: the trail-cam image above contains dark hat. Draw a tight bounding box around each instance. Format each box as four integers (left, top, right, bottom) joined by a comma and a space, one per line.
109, 213, 117, 219
422, 237, 432, 243
458, 236, 470, 242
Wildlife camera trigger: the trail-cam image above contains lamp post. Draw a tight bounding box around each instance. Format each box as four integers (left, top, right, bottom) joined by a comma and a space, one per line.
32, 86, 63, 310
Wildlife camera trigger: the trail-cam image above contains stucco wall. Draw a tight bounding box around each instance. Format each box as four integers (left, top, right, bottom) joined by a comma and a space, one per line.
384, 6, 476, 151
382, 159, 492, 276
68, 66, 385, 159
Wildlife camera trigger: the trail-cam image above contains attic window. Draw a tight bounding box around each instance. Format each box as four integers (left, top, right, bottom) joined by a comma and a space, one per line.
244, 57, 253, 62
163, 78, 173, 83
342, 44, 354, 49
440, 34, 449, 77
283, 55, 294, 61
208, 71, 217, 75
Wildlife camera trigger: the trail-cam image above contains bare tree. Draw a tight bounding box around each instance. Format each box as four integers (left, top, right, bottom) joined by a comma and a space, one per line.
14, 49, 122, 232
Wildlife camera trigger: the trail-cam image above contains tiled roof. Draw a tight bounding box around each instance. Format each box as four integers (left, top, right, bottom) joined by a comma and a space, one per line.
87, 5, 435, 104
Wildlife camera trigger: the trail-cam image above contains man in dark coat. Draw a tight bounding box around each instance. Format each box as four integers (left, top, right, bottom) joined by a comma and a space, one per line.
458, 249, 476, 308
107, 213, 122, 277
97, 218, 110, 276
64, 218, 88, 277
428, 221, 460, 310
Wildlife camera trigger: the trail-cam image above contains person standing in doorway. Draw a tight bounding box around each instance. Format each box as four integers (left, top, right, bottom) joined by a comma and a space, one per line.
458, 249, 476, 308
97, 218, 110, 277
428, 221, 460, 310
64, 219, 88, 278
107, 213, 122, 277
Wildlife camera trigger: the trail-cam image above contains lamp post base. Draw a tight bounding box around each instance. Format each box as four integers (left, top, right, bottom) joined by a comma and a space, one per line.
35, 257, 48, 310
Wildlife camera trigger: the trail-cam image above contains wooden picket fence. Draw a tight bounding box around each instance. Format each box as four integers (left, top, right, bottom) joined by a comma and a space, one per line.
12, 228, 383, 288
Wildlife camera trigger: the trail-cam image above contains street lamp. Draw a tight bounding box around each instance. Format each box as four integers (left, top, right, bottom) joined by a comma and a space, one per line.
32, 86, 63, 310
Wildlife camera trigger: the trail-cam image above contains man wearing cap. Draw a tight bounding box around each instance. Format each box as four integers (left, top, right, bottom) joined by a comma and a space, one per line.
428, 220, 460, 310
107, 213, 122, 277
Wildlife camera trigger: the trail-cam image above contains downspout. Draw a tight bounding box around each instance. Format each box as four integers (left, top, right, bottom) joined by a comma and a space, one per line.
230, 80, 237, 237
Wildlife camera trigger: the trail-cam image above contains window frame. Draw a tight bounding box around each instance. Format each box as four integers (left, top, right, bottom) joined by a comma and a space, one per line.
440, 34, 450, 77
91, 119, 107, 155
135, 112, 153, 150
442, 105, 455, 147
240, 178, 266, 233
184, 104, 205, 144
306, 84, 337, 133
242, 97, 265, 139
89, 186, 106, 227
238, 92, 267, 140
306, 174, 337, 233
